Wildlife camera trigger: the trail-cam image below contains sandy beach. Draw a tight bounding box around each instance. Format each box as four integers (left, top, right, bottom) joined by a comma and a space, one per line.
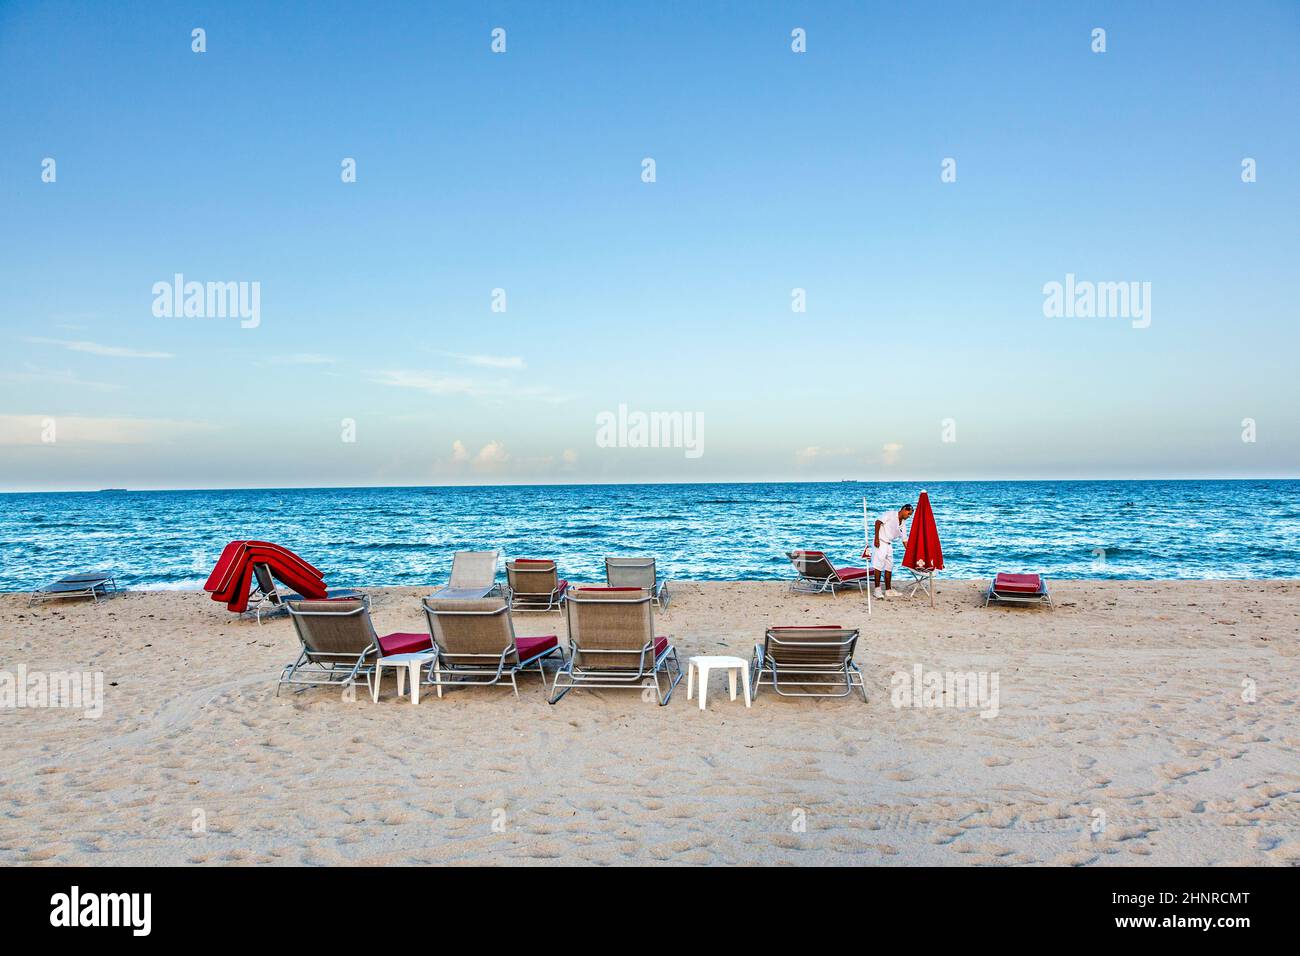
1, 580, 1297, 866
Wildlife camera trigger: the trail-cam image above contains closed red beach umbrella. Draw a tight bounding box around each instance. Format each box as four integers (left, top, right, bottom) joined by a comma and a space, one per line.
903, 490, 944, 605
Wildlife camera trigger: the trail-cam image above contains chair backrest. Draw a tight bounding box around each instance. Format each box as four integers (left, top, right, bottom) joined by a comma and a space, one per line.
788, 550, 837, 581
506, 559, 559, 596
448, 550, 500, 589
763, 626, 859, 666
252, 562, 284, 604
564, 587, 655, 670
422, 597, 519, 666
286, 599, 377, 661
604, 557, 656, 590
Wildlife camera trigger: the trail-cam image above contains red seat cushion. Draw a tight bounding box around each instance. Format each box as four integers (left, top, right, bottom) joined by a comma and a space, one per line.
515, 635, 559, 659
653, 636, 669, 658
993, 573, 1044, 593
835, 566, 869, 581
378, 631, 433, 656
556, 579, 568, 593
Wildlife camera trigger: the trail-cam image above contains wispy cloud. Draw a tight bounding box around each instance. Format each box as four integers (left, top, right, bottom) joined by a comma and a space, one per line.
269, 353, 338, 365
0, 414, 216, 445
25, 337, 174, 359
439, 351, 525, 370
0, 365, 118, 391
368, 369, 575, 404
370, 370, 488, 397
795, 445, 854, 466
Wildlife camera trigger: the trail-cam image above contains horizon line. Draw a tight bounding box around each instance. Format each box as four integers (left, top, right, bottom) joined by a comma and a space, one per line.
3, 475, 1297, 495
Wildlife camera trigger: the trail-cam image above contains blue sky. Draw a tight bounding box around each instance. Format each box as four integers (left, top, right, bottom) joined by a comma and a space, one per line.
1, 1, 1297, 490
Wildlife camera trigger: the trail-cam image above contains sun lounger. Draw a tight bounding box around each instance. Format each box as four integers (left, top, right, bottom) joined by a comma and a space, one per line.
28, 570, 118, 606
984, 573, 1053, 608
604, 556, 669, 608
505, 558, 568, 611
421, 597, 565, 697
548, 587, 682, 705
429, 550, 502, 600
751, 626, 866, 701
248, 562, 360, 624
786, 550, 870, 595
280, 597, 431, 695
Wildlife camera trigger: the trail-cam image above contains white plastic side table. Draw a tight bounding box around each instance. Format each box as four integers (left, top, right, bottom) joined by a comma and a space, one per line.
373, 651, 438, 705
686, 655, 751, 710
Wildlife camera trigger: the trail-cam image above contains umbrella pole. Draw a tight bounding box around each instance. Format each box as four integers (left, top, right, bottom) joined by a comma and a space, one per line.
862, 497, 871, 617
929, 569, 935, 608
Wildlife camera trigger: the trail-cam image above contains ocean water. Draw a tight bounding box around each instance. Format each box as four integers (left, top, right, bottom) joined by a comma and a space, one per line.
0, 480, 1297, 592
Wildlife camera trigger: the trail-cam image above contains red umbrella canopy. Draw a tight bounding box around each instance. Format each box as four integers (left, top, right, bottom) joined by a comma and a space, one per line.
903, 490, 944, 571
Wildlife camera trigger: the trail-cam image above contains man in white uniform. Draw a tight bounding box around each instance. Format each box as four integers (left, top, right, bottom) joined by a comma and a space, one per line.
865, 502, 913, 599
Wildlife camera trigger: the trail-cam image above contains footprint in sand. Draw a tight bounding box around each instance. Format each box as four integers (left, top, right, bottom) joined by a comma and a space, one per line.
1052, 849, 1099, 866
982, 755, 1012, 767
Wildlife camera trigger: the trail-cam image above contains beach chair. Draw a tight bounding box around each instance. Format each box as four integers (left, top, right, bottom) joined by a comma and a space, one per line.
604, 556, 669, 609
549, 587, 683, 705
505, 559, 569, 611
984, 573, 1053, 608
28, 570, 118, 607
248, 562, 361, 624
429, 550, 502, 600
420, 597, 566, 697
786, 550, 870, 595
751, 626, 866, 701
280, 598, 431, 695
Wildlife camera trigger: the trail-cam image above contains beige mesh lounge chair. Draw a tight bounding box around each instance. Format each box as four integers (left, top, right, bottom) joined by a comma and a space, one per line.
787, 550, 870, 595
280, 598, 430, 695
549, 587, 682, 705
604, 556, 669, 609
751, 625, 866, 701
429, 550, 501, 600
420, 597, 565, 697
505, 559, 569, 612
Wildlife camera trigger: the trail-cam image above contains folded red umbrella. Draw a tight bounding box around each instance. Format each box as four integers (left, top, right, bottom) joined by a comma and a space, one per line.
903, 490, 944, 572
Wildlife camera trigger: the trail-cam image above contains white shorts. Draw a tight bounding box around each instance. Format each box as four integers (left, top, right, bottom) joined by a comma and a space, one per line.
870, 546, 894, 572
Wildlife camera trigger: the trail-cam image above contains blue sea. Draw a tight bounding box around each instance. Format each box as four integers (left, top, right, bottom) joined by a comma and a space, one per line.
1, 480, 1297, 592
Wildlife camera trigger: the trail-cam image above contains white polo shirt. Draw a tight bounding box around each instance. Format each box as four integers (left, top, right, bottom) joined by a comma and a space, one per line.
876, 510, 907, 547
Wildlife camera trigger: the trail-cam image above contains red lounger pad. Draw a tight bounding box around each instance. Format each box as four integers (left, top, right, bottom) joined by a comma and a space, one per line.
204, 541, 248, 593
515, 635, 559, 658
377, 632, 433, 656
205, 540, 330, 611
993, 573, 1045, 593
835, 567, 869, 581
206, 540, 325, 600
771, 625, 846, 630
